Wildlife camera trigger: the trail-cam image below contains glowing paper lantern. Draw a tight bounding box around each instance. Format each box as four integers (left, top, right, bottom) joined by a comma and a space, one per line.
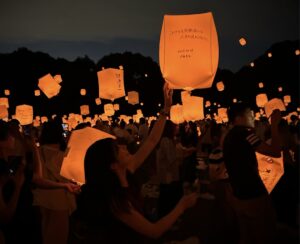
256, 94, 268, 108
159, 12, 219, 90
145, 74, 148, 77
95, 98, 101, 105
15, 105, 33, 125
133, 113, 143, 123
113, 104, 120, 111
264, 98, 286, 118
38, 73, 61, 99
278, 87, 283, 92
182, 95, 204, 121
170, 104, 184, 125
80, 89, 86, 96
125, 96, 128, 101
0, 105, 8, 119
4, 90, 10, 96
296, 49, 300, 56
140, 102, 144, 106
128, 91, 139, 105
283, 95, 291, 104
267, 52, 272, 58
216, 81, 225, 91
41, 116, 48, 123
34, 90, 40, 96
60, 127, 116, 184
258, 82, 264, 88
97, 68, 125, 101
33, 119, 40, 127
119, 65, 123, 70
250, 62, 255, 67
54, 74, 62, 84
205, 101, 211, 107
233, 98, 237, 103
136, 109, 143, 115
256, 152, 284, 193
239, 38, 246, 46
104, 104, 115, 116
0, 97, 9, 108
218, 108, 228, 122
80, 105, 90, 115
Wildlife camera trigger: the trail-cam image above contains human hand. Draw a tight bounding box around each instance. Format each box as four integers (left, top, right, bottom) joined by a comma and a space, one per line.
64, 182, 81, 194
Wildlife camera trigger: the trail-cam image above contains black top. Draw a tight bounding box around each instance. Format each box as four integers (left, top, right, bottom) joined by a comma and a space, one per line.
223, 126, 267, 200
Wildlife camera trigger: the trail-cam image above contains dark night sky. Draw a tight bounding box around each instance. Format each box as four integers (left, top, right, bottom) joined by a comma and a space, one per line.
0, 0, 298, 71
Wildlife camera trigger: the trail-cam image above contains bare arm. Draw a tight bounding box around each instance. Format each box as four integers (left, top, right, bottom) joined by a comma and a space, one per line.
256, 110, 281, 158
116, 193, 197, 239
128, 83, 173, 173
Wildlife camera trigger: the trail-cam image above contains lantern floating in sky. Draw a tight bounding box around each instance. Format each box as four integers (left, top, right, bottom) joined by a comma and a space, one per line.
278, 87, 283, 92
250, 62, 255, 67
113, 104, 120, 111
264, 98, 286, 118
239, 37, 246, 46
182, 95, 204, 121
216, 81, 225, 91
205, 101, 211, 107
80, 105, 90, 115
213, 102, 217, 106
0, 105, 8, 119
170, 104, 185, 125
38, 74, 61, 99
119, 65, 123, 70
4, 90, 10, 96
218, 108, 228, 122
267, 52, 272, 58
158, 103, 161, 107
295, 49, 300, 56
258, 82, 264, 88
140, 102, 144, 106
15, 104, 33, 125
95, 98, 101, 105
104, 104, 115, 116
0, 97, 9, 108
34, 90, 40, 96
233, 98, 237, 103
256, 94, 268, 108
128, 91, 139, 105
80, 89, 86, 96
159, 12, 219, 90
54, 74, 62, 84
97, 68, 125, 101
145, 74, 148, 77
41, 116, 48, 123
283, 95, 291, 104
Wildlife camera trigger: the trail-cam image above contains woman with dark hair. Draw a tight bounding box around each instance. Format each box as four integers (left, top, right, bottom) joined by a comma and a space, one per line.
77, 84, 198, 243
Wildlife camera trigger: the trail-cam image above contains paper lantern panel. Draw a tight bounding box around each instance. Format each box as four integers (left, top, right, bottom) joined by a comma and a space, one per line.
104, 104, 115, 116
15, 105, 33, 125
256, 94, 268, 108
80, 105, 90, 115
182, 96, 204, 121
0, 105, 8, 119
38, 74, 61, 99
0, 97, 9, 108
159, 12, 219, 90
170, 104, 185, 125
264, 98, 286, 118
128, 91, 139, 105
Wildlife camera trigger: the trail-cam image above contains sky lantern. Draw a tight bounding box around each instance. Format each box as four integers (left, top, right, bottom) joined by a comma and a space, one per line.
264, 98, 286, 118
278, 87, 283, 92
95, 98, 101, 105
0, 97, 9, 108
136, 109, 143, 115
119, 65, 123, 70
239, 37, 246, 46
80, 89, 86, 96
15, 105, 33, 125
60, 127, 116, 184
182, 95, 204, 121
4, 90, 10, 96
38, 74, 61, 99
113, 104, 120, 111
80, 105, 90, 115
295, 49, 300, 55
33, 119, 40, 127
283, 95, 291, 104
54, 74, 62, 83
216, 81, 225, 91
159, 12, 219, 90
0, 105, 8, 119
128, 91, 139, 105
170, 104, 185, 125
133, 113, 143, 123
104, 104, 115, 116
34, 90, 41, 96
97, 68, 125, 101
205, 100, 211, 107
140, 102, 144, 106
258, 82, 264, 88
125, 96, 128, 101
218, 108, 228, 122
41, 116, 48, 123
233, 98, 237, 103
256, 94, 268, 107
267, 52, 272, 58
250, 62, 255, 67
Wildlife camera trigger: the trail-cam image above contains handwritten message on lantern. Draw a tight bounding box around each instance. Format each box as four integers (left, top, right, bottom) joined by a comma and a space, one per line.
256, 152, 284, 193
60, 127, 116, 184
97, 68, 125, 101
15, 105, 33, 125
159, 12, 219, 90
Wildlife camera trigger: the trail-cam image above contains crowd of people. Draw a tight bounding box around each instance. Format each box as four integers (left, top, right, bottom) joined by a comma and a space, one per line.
0, 83, 299, 244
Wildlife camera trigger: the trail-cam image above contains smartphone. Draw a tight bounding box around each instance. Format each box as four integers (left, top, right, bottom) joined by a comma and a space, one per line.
62, 123, 68, 131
